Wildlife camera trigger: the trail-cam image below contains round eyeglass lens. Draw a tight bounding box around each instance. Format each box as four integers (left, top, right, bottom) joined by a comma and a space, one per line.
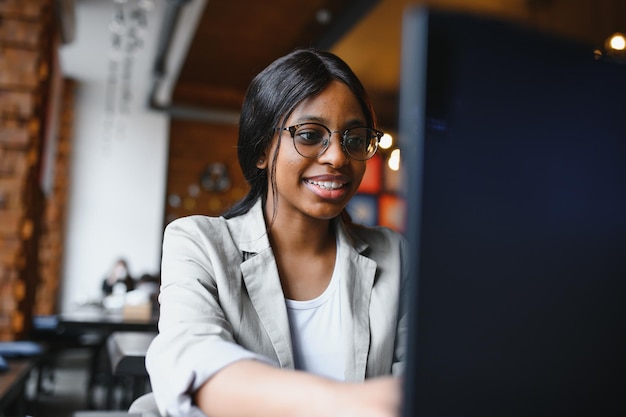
343, 127, 378, 160
292, 124, 329, 157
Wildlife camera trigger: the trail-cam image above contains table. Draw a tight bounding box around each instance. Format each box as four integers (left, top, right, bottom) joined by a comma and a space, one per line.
59, 304, 158, 333
56, 305, 158, 410
0, 357, 37, 415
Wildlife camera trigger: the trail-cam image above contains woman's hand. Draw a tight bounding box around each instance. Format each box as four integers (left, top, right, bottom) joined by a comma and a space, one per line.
332, 376, 402, 417
195, 360, 402, 417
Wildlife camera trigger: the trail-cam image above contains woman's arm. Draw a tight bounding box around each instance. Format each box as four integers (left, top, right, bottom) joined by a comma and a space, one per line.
195, 359, 402, 417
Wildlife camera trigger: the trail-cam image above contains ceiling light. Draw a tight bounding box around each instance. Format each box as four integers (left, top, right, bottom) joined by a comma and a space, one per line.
379, 133, 393, 149
388, 149, 401, 171
316, 9, 332, 25
608, 32, 625, 51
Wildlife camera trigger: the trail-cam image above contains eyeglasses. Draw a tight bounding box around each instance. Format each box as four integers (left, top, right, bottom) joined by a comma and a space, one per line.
279, 123, 383, 161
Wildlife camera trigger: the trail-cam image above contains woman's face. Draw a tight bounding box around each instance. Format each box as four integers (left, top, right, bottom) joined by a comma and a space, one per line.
260, 80, 368, 222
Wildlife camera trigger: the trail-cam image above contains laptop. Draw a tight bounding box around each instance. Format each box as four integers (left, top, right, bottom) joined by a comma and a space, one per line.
399, 7, 626, 417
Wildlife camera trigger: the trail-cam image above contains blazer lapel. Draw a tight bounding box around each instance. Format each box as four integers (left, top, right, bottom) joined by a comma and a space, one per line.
231, 201, 295, 368
337, 222, 376, 382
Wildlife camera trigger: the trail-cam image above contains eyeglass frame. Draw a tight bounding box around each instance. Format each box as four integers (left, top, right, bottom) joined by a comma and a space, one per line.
277, 122, 384, 161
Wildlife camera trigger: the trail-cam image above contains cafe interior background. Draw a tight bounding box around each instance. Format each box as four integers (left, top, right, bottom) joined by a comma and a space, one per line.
0, 0, 625, 340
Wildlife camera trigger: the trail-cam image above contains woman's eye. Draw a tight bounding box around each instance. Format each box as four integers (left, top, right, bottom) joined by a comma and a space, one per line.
297, 130, 324, 144
344, 135, 365, 149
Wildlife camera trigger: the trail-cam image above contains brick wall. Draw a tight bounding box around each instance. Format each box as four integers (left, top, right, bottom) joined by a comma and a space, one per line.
164, 118, 248, 225
0, 0, 67, 339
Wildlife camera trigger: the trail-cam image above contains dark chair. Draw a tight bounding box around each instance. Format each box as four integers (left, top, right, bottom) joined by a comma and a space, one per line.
30, 315, 106, 396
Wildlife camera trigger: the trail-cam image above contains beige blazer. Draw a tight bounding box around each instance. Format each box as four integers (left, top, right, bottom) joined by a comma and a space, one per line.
146, 199, 409, 416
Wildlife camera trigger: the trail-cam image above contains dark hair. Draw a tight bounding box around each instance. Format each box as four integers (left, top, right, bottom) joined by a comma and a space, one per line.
222, 48, 377, 219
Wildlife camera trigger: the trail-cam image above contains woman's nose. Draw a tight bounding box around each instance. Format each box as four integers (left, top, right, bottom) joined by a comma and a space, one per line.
318, 133, 349, 166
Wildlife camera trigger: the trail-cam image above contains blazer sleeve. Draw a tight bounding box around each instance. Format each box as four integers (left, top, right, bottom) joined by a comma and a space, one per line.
145, 216, 272, 417
392, 233, 410, 376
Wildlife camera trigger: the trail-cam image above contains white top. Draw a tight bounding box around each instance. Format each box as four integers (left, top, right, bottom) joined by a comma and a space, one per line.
285, 252, 345, 380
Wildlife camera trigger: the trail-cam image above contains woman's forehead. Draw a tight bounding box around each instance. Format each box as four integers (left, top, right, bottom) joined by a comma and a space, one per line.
286, 81, 365, 124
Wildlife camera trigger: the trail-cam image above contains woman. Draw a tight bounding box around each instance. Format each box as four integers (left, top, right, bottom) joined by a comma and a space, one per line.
101, 258, 135, 296
146, 48, 408, 417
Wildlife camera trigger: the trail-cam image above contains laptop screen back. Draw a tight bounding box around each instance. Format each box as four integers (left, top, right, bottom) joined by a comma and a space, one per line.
399, 7, 626, 417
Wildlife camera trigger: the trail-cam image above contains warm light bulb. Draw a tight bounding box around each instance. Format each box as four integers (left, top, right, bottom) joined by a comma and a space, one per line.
379, 133, 393, 149
388, 148, 401, 171
609, 33, 626, 50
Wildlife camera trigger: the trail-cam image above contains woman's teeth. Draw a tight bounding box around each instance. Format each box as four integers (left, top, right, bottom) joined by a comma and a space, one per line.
307, 180, 345, 190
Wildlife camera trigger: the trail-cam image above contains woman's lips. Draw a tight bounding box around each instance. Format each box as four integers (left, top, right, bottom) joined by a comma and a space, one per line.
304, 176, 352, 200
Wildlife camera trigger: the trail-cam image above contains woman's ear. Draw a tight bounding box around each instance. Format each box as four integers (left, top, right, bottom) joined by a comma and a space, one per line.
256, 153, 268, 169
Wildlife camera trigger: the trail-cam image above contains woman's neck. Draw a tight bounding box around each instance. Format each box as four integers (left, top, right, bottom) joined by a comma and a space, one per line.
267, 213, 334, 255
265, 209, 338, 301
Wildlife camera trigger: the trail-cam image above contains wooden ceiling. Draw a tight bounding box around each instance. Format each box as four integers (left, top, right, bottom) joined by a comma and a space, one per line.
168, 0, 378, 111
164, 0, 625, 129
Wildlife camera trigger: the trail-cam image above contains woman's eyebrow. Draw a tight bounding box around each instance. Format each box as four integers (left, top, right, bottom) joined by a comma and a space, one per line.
291, 115, 367, 127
